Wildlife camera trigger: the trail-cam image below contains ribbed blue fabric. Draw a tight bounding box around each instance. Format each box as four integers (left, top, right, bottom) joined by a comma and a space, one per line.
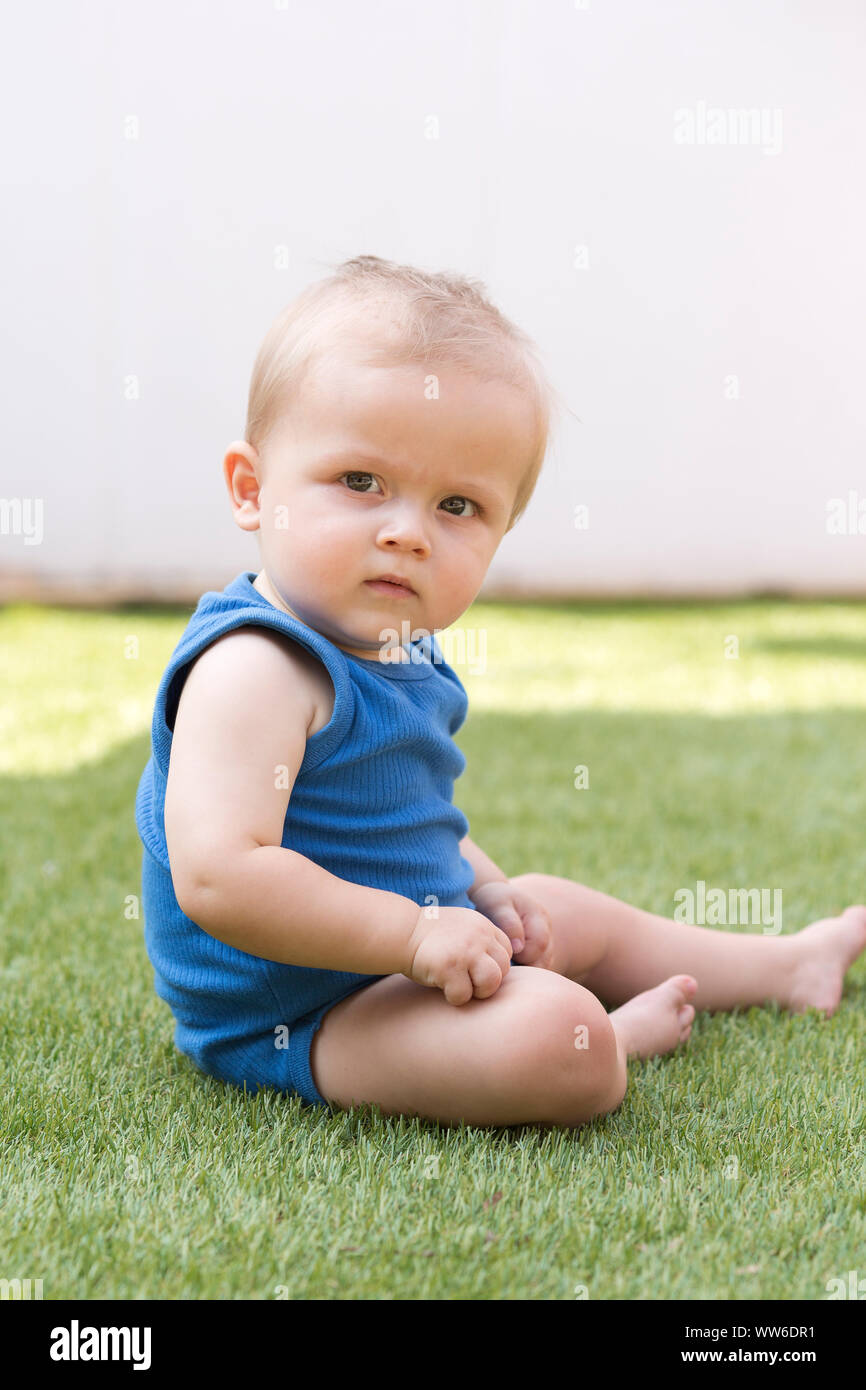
135, 570, 476, 1107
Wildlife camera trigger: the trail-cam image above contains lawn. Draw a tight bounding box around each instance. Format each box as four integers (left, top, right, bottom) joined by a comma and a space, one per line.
1, 596, 865, 1300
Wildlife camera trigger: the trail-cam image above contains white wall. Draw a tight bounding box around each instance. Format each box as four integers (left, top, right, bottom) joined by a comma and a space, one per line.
2, 0, 864, 602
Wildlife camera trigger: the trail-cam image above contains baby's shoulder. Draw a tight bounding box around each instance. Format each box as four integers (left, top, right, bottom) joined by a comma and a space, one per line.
173, 626, 333, 740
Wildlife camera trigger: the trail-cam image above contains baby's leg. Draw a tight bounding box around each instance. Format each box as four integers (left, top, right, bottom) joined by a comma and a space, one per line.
309, 965, 695, 1128
510, 872, 866, 1018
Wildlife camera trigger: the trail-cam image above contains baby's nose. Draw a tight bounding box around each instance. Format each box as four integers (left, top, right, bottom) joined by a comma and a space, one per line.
377, 508, 431, 551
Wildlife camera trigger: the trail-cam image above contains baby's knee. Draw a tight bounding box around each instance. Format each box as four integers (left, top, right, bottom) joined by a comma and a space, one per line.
507, 981, 624, 1127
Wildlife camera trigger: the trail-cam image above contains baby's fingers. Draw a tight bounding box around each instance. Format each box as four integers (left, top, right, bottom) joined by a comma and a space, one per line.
442, 970, 475, 1006
468, 951, 507, 1002
519, 905, 555, 968
441, 953, 500, 1006
483, 902, 525, 953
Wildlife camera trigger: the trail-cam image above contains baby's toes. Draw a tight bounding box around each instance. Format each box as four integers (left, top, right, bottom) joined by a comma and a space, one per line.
677, 1003, 695, 1039
668, 974, 698, 1006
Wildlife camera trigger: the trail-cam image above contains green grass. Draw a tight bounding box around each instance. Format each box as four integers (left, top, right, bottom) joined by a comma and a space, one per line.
1, 597, 865, 1300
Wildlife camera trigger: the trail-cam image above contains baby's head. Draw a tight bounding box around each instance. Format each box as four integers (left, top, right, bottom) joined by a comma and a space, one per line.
224, 255, 558, 659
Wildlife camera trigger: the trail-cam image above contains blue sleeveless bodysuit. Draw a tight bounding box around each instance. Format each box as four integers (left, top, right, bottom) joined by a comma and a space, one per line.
135, 571, 477, 1108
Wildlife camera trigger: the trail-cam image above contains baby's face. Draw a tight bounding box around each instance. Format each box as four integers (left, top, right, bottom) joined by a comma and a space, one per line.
236, 344, 538, 659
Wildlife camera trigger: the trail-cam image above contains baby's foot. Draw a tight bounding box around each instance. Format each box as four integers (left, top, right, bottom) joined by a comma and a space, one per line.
608, 975, 697, 1061
785, 906, 866, 1018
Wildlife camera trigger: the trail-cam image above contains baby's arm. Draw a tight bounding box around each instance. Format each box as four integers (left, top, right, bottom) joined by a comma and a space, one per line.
164, 628, 422, 975
460, 833, 554, 967
459, 834, 509, 900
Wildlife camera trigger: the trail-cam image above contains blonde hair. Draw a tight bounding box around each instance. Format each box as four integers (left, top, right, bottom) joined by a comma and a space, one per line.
244, 254, 562, 531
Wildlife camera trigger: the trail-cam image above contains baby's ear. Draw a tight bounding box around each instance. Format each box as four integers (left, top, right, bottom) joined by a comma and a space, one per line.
223, 442, 263, 532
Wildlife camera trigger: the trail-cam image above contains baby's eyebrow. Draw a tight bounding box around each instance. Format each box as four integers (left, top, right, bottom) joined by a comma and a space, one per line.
318, 449, 507, 509
319, 448, 392, 470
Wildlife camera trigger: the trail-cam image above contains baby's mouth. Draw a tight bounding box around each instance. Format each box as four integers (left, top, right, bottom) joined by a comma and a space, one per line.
364, 577, 416, 597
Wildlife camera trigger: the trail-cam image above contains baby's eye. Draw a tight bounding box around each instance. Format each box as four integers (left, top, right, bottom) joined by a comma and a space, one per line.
341, 472, 382, 494
439, 495, 478, 518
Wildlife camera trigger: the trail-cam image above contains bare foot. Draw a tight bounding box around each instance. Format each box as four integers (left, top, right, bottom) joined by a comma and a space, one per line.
608, 975, 698, 1061
785, 905, 866, 1018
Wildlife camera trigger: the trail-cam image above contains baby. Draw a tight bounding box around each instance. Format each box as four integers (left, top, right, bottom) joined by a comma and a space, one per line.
135, 254, 866, 1128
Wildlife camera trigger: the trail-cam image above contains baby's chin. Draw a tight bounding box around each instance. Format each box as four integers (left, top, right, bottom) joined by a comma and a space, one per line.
284, 595, 425, 652
263, 573, 451, 648
326, 611, 435, 654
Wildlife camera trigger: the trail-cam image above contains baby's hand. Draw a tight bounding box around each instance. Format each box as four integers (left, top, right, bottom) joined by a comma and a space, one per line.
470, 881, 554, 969
405, 905, 514, 1006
